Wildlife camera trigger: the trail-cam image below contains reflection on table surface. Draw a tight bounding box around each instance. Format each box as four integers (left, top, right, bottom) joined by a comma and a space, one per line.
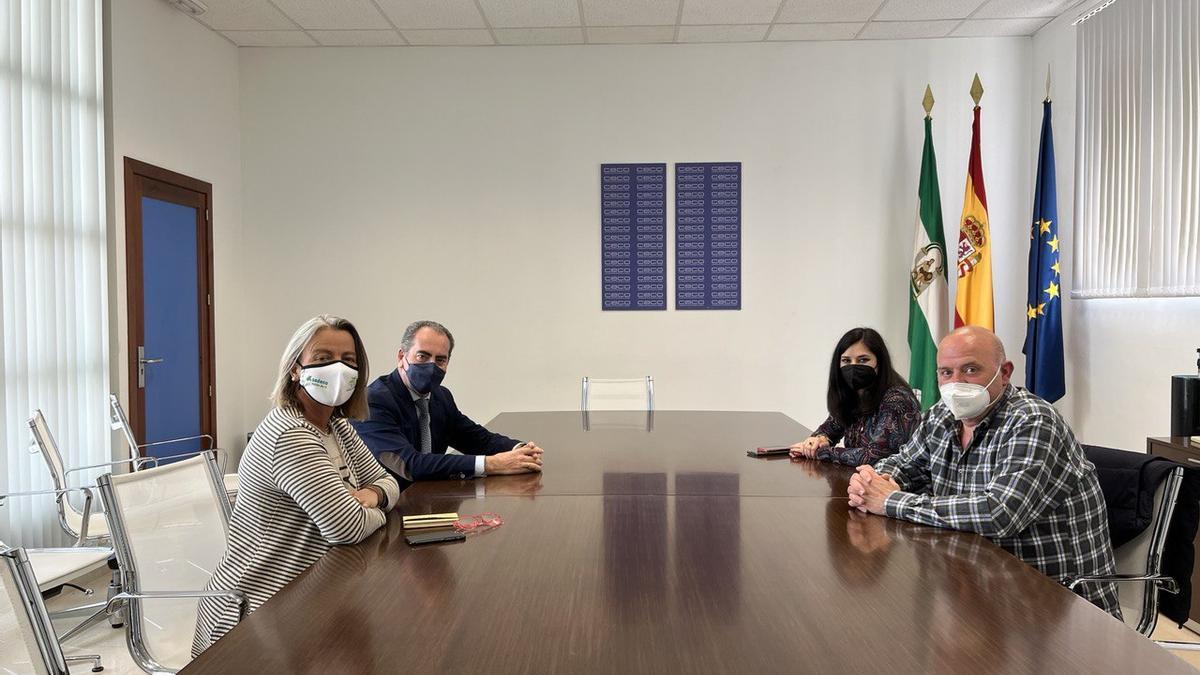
183, 411, 1192, 675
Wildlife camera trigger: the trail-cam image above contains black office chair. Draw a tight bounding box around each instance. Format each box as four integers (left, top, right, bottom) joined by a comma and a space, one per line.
1073, 446, 1199, 649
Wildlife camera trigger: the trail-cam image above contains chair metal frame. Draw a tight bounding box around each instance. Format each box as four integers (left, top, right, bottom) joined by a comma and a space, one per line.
1068, 466, 1200, 650
98, 451, 247, 674
108, 394, 226, 471
0, 485, 122, 643
28, 408, 160, 545
581, 376, 654, 412
0, 486, 97, 547
2, 545, 104, 674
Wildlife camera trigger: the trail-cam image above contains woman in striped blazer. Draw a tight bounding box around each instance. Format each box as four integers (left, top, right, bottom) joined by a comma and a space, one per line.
192, 315, 401, 656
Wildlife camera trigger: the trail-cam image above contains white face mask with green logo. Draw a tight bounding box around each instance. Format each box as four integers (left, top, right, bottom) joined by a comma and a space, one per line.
298, 361, 358, 408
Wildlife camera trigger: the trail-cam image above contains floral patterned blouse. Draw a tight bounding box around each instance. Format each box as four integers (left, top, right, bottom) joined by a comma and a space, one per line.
812, 384, 922, 467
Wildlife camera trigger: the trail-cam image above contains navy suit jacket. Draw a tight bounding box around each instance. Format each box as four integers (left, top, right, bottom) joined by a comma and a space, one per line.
352, 369, 520, 482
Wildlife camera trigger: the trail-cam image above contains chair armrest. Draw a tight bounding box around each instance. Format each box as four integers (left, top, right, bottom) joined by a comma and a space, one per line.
107, 589, 248, 620
0, 488, 94, 545
63, 456, 158, 482
1067, 573, 1180, 594
145, 446, 229, 474
138, 433, 214, 450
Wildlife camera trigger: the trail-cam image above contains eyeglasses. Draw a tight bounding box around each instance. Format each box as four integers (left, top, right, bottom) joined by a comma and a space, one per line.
452, 512, 502, 533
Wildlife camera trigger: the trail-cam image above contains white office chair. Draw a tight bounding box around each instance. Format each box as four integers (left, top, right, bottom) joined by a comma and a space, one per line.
1, 479, 123, 642
580, 376, 654, 411
0, 489, 109, 594
98, 452, 246, 673
108, 394, 239, 501
1, 545, 104, 674
1068, 465, 1200, 650
28, 409, 158, 546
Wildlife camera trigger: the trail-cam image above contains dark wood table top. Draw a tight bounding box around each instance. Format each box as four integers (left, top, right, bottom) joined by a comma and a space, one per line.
451, 410, 832, 498
183, 411, 1193, 674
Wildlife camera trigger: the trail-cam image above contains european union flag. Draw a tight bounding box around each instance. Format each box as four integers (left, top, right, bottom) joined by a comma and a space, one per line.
1023, 100, 1065, 403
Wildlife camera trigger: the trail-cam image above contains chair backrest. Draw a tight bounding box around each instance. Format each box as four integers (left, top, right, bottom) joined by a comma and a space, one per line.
581, 376, 654, 411
27, 410, 88, 541
98, 453, 231, 672
0, 547, 69, 675
1112, 465, 1184, 635
109, 393, 141, 458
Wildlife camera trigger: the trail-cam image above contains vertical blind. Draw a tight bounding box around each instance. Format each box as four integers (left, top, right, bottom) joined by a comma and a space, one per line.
0, 0, 110, 547
1074, 0, 1200, 297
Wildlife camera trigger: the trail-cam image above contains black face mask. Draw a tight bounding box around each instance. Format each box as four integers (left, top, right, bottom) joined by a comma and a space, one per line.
841, 364, 878, 390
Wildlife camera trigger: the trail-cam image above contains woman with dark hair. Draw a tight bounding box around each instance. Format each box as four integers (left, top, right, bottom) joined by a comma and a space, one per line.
790, 327, 921, 466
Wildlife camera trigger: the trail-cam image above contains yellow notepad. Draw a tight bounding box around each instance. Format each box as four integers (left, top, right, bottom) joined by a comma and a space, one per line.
402, 513, 459, 530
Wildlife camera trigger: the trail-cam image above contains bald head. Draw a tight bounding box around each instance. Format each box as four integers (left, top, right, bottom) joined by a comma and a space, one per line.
940, 326, 1006, 368
935, 326, 1013, 408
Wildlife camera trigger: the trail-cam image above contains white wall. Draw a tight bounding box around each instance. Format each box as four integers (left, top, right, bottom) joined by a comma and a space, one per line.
107, 0, 246, 458
1032, 15, 1200, 453
237, 39, 1034, 434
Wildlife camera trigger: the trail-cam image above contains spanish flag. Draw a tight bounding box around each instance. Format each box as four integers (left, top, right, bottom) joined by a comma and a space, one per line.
954, 76, 993, 329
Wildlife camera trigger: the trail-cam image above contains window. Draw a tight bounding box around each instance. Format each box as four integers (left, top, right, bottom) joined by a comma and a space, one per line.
1074, 0, 1199, 297
1, 0, 110, 546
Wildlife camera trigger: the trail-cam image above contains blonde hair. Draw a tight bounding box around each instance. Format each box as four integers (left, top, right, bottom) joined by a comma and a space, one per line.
270, 315, 371, 420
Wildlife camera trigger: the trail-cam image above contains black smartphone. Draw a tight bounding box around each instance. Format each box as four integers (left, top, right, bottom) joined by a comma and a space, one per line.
405, 529, 466, 546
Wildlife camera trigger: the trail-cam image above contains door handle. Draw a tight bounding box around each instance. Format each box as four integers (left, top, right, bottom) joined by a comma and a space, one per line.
136, 346, 165, 389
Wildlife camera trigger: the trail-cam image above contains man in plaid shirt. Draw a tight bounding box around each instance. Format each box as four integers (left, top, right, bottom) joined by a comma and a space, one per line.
848, 327, 1121, 618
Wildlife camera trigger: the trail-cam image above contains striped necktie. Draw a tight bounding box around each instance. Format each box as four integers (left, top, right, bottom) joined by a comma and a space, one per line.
416, 397, 432, 454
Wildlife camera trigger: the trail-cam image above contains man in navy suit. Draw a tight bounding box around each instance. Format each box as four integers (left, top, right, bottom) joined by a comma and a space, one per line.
354, 320, 544, 483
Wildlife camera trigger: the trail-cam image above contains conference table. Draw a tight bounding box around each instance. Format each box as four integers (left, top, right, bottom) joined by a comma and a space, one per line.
183, 411, 1193, 674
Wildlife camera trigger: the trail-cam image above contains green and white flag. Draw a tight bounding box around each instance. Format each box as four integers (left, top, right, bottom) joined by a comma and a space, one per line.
907, 114, 949, 410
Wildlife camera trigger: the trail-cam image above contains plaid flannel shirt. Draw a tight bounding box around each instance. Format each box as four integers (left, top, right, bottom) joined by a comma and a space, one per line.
874, 385, 1121, 618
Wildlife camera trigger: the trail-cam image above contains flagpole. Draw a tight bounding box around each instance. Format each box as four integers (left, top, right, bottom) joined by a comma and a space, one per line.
970, 73, 984, 106
1045, 64, 1052, 103
923, 84, 934, 119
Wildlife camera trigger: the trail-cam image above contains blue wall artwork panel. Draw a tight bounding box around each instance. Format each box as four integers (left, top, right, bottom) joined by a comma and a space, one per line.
601, 163, 667, 310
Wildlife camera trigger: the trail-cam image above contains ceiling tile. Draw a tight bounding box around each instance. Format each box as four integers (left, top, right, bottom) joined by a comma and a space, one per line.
269, 0, 390, 29
857, 20, 958, 39
194, 0, 294, 30
373, 0, 486, 29
677, 24, 769, 42
582, 0, 680, 26
874, 0, 986, 21
401, 29, 496, 45
951, 17, 1052, 36
477, 0, 581, 28
494, 27, 586, 44
973, 0, 1085, 19
586, 26, 676, 43
221, 30, 317, 46
308, 29, 407, 46
767, 22, 864, 40
776, 0, 883, 23
681, 0, 783, 25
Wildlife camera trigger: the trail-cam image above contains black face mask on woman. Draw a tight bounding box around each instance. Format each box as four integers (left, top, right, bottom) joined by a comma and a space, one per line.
841, 364, 878, 390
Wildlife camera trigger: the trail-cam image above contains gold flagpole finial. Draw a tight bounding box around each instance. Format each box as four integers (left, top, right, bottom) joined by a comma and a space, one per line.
1045, 64, 1052, 102
970, 73, 984, 106
922, 85, 935, 118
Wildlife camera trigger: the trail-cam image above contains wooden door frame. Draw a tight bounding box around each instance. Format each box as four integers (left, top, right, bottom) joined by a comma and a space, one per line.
123, 157, 217, 453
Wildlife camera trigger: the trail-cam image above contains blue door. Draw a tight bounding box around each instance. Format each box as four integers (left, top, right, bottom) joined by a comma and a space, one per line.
126, 161, 215, 462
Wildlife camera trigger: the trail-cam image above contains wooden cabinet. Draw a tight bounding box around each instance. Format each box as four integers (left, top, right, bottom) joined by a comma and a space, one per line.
1148, 436, 1200, 628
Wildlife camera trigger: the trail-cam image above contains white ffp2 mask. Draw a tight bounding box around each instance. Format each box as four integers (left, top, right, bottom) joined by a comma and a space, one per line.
939, 366, 1002, 420
298, 361, 358, 408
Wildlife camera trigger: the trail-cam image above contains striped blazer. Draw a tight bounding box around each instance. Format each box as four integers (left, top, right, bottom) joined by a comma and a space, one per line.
192, 406, 400, 656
